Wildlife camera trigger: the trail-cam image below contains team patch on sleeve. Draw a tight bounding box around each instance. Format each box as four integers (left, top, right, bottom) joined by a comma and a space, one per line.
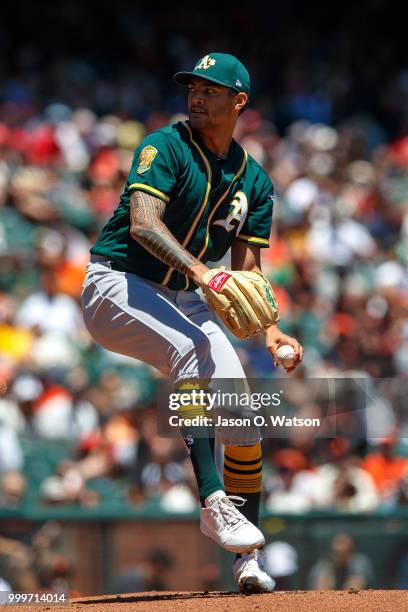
137, 145, 158, 174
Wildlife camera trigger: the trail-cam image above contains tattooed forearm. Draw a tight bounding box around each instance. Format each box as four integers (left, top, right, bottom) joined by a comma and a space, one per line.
129, 191, 201, 276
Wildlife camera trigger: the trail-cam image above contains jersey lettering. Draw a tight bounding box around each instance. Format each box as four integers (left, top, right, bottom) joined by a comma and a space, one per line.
213, 191, 248, 235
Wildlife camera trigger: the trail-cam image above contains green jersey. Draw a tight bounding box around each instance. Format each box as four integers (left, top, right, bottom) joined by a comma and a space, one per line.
91, 120, 274, 290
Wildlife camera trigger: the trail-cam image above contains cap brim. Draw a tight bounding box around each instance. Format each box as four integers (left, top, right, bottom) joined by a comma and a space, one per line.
173, 71, 240, 92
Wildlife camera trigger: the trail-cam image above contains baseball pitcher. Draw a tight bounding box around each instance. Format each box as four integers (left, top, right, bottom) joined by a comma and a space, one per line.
81, 52, 303, 593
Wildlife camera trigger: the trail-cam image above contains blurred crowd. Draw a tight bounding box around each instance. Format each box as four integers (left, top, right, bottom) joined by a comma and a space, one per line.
0, 520, 77, 598
0, 0, 408, 595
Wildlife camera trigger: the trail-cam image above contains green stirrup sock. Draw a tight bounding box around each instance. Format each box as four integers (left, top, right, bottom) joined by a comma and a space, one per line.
177, 382, 223, 506
224, 443, 263, 559
224, 443, 262, 526
184, 435, 223, 506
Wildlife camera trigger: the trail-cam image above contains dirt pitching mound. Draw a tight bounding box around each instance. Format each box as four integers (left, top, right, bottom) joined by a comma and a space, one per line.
3, 589, 408, 611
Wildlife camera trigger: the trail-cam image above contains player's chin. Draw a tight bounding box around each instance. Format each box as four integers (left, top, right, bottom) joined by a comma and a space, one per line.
189, 113, 210, 128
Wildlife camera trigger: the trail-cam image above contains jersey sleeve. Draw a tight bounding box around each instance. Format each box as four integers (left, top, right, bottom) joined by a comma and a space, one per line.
236, 171, 274, 248
127, 131, 179, 203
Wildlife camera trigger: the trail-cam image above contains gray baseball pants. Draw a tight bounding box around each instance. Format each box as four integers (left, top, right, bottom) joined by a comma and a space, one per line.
81, 255, 260, 444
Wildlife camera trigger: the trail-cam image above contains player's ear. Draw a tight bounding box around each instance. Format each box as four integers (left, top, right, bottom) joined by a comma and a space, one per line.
235, 92, 248, 114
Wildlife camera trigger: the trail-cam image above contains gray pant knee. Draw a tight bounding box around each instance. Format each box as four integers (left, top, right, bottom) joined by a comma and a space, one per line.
171, 330, 215, 384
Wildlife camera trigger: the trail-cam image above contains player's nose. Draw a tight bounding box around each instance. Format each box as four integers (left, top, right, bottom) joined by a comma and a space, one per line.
189, 99, 208, 116
189, 90, 205, 105
190, 98, 204, 108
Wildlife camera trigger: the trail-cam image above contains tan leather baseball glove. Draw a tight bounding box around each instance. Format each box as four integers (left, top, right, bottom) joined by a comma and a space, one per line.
199, 268, 279, 339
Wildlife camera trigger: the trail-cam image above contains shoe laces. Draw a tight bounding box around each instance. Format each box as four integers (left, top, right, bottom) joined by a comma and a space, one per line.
240, 548, 267, 571
212, 495, 248, 531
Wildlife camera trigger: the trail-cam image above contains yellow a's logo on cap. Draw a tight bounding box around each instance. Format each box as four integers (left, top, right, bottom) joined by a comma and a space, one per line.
195, 55, 216, 70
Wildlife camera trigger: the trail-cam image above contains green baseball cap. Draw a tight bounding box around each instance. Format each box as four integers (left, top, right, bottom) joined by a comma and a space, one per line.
173, 53, 250, 95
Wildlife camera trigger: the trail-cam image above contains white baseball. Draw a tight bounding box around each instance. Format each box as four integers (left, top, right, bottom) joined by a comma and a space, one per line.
276, 344, 296, 368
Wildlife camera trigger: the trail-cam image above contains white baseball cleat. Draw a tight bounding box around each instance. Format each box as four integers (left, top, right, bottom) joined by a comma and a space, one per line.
233, 548, 276, 594
200, 491, 265, 554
